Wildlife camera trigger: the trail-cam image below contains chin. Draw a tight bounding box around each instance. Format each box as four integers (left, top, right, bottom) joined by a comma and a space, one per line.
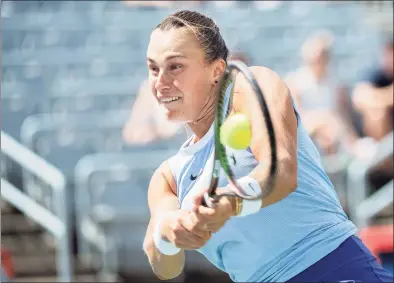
160, 109, 181, 122
165, 112, 192, 124
159, 105, 195, 124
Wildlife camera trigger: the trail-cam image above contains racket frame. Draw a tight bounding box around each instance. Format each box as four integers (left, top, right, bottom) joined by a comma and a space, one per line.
203, 61, 277, 207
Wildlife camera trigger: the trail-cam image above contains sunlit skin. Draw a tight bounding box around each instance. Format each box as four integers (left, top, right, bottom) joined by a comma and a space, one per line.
146, 28, 226, 140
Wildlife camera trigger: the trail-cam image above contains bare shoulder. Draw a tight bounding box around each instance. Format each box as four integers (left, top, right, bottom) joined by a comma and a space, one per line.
149, 159, 177, 196
232, 65, 293, 112
250, 65, 290, 94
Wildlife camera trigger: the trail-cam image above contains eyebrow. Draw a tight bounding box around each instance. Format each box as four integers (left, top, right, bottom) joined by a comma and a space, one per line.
147, 54, 186, 63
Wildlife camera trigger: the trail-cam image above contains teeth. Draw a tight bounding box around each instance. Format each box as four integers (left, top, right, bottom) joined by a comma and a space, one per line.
161, 97, 180, 103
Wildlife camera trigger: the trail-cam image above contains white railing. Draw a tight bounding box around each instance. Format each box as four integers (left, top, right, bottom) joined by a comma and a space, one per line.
356, 180, 393, 227
0, 131, 72, 282
347, 131, 394, 229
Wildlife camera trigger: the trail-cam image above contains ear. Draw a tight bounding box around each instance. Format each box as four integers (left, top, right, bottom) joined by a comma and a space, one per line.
212, 58, 227, 83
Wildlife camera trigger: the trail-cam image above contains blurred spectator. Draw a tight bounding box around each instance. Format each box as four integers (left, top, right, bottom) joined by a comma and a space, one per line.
352, 39, 393, 142
122, 80, 183, 145
351, 38, 393, 193
123, 51, 250, 145
228, 50, 250, 65
285, 30, 357, 155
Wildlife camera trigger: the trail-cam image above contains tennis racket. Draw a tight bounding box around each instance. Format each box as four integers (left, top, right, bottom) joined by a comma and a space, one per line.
203, 60, 277, 208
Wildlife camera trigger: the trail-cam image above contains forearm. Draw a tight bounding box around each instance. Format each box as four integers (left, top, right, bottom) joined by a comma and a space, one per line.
248, 157, 297, 208
381, 84, 393, 107
354, 83, 393, 110
143, 214, 185, 280
368, 84, 393, 107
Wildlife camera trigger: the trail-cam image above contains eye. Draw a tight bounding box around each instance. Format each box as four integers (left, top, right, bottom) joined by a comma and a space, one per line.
148, 65, 159, 75
170, 64, 183, 71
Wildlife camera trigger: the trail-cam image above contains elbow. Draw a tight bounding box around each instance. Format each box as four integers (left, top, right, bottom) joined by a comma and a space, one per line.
153, 265, 184, 281
143, 239, 185, 281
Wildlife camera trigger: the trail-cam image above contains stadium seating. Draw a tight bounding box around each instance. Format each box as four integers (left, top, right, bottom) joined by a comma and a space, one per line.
1, 1, 392, 280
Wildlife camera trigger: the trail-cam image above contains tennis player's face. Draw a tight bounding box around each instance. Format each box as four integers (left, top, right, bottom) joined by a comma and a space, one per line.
146, 28, 216, 122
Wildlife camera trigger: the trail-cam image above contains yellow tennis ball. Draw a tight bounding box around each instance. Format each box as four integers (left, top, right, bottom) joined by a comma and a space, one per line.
220, 113, 252, 150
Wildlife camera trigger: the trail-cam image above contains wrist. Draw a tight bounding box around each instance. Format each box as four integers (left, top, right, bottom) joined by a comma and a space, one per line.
235, 176, 262, 217
227, 196, 241, 217
153, 215, 181, 256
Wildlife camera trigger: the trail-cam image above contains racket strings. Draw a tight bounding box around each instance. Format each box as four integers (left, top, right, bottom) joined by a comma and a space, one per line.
205, 60, 277, 206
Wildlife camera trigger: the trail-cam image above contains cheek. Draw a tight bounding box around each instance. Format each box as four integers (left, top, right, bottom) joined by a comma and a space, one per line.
174, 74, 210, 101
149, 78, 157, 95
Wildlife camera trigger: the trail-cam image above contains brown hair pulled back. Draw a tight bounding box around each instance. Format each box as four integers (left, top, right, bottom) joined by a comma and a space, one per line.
156, 10, 229, 63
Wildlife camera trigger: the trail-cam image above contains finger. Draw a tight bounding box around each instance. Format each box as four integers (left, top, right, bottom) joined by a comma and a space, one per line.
180, 231, 210, 248
205, 223, 225, 233
189, 212, 217, 232
192, 192, 204, 212
175, 241, 204, 250
197, 205, 216, 218
192, 186, 212, 211
180, 214, 208, 238
179, 216, 210, 241
174, 229, 210, 249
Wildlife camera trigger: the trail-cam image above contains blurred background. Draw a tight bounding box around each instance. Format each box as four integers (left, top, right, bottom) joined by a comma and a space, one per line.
1, 1, 393, 282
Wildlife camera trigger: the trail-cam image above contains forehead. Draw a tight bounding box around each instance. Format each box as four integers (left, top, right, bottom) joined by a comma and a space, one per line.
147, 28, 203, 60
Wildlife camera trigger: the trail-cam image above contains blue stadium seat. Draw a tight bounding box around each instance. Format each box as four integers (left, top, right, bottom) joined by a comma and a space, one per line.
20, 110, 131, 177
49, 93, 136, 114
74, 150, 177, 256
50, 76, 142, 98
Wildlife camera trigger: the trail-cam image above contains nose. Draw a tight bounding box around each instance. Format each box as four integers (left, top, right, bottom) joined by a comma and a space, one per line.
155, 72, 172, 92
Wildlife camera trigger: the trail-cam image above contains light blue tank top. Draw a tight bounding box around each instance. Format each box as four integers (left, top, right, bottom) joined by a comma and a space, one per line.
168, 88, 357, 282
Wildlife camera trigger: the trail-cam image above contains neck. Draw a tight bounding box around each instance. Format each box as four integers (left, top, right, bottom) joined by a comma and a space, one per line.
187, 115, 214, 142
187, 83, 219, 142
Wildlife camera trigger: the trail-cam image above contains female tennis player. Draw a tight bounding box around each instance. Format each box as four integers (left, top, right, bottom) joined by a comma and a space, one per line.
142, 10, 394, 282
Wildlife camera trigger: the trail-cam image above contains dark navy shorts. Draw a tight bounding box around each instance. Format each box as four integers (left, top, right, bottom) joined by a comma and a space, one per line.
288, 235, 394, 282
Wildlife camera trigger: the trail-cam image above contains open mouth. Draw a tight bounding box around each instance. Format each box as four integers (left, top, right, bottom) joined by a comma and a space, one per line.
160, 96, 181, 104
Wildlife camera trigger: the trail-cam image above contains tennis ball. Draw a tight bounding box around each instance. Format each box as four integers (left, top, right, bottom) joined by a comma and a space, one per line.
220, 113, 252, 150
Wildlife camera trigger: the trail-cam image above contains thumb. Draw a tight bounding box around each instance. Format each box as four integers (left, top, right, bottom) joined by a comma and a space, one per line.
192, 187, 211, 212
192, 192, 203, 212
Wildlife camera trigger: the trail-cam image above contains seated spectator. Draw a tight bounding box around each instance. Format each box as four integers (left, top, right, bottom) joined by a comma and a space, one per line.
352, 39, 393, 142
122, 79, 183, 145
285, 30, 357, 155
351, 38, 393, 194
228, 50, 250, 65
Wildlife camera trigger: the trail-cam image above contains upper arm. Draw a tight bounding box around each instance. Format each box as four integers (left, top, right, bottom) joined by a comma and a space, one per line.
144, 160, 179, 249
232, 66, 298, 166
148, 160, 179, 217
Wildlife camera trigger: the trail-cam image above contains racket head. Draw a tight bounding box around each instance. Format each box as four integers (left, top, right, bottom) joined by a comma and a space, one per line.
204, 60, 277, 207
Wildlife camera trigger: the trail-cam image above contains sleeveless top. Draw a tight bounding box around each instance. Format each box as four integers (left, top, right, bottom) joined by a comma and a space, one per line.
167, 85, 357, 282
